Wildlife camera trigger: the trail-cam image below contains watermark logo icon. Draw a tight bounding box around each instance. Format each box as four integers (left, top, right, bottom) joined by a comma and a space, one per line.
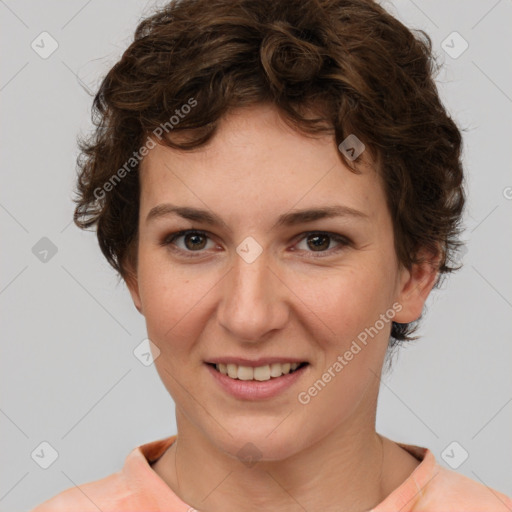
31, 32, 59, 59
133, 338, 161, 366
441, 441, 469, 469
237, 442, 263, 468
31, 441, 59, 469
236, 236, 263, 264
441, 32, 468, 59
338, 134, 365, 161
32, 237, 58, 263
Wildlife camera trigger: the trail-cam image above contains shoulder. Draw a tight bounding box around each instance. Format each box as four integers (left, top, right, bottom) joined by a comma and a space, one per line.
417, 465, 512, 511
378, 441, 512, 512
28, 437, 176, 512
28, 472, 128, 512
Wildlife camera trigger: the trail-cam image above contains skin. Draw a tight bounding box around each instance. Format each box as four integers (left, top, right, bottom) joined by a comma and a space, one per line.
126, 103, 438, 512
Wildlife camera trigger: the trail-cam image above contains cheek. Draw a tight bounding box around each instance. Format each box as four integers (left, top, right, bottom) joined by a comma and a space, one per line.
292, 266, 394, 440
291, 262, 395, 345
137, 251, 205, 352
137, 259, 212, 398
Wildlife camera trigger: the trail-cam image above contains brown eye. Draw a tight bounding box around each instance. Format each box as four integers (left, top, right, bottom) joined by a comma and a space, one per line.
183, 232, 207, 250
161, 230, 215, 256
306, 233, 331, 251
294, 231, 350, 257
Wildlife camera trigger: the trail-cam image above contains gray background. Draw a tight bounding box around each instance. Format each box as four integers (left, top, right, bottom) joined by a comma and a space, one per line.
1, 0, 511, 510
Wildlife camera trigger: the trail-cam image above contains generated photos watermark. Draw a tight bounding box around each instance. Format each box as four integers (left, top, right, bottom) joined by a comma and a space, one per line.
93, 97, 197, 200
297, 302, 403, 405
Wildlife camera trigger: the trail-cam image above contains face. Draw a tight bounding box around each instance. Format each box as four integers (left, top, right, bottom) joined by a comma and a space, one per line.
127, 103, 435, 461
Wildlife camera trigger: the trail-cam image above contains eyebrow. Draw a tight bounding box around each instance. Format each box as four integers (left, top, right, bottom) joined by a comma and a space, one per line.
146, 203, 369, 228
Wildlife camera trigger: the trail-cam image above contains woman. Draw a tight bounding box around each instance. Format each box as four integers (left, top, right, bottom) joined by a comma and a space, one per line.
30, 0, 512, 510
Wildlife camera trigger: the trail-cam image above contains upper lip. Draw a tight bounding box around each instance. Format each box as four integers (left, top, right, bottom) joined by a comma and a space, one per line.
205, 357, 308, 367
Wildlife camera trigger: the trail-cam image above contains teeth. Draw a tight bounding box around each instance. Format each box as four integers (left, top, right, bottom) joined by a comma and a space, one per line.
253, 365, 270, 381
227, 364, 238, 379
237, 366, 254, 381
270, 362, 283, 377
214, 362, 304, 381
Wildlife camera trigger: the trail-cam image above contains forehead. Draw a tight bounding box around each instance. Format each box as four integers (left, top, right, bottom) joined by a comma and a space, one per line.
139, 104, 385, 225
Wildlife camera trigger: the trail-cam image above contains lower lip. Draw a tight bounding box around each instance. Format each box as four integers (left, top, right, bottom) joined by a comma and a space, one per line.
205, 363, 309, 400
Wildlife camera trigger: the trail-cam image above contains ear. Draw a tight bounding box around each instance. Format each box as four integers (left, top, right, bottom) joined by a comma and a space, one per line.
393, 248, 441, 324
124, 266, 144, 315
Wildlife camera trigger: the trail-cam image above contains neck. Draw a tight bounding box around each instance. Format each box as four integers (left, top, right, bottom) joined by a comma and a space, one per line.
156, 412, 394, 511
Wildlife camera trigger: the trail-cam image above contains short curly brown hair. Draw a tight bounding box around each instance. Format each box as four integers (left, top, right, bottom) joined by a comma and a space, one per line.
73, 0, 465, 345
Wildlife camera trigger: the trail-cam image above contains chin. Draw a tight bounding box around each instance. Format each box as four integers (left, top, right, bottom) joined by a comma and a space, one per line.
209, 422, 306, 463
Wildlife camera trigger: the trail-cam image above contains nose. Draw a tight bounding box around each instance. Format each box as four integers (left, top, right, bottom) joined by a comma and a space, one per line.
216, 250, 289, 343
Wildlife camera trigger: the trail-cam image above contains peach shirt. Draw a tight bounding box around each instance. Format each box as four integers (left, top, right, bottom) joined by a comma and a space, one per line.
30, 435, 512, 511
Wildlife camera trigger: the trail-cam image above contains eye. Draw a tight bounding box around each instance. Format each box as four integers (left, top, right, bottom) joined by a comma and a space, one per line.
160, 229, 351, 259
293, 231, 350, 257
160, 230, 217, 257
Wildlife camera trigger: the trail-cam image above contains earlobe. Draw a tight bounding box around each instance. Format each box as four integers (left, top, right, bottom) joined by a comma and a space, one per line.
393, 251, 440, 324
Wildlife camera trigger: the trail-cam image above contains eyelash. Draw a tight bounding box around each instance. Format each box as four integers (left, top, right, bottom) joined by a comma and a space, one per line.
160, 229, 351, 259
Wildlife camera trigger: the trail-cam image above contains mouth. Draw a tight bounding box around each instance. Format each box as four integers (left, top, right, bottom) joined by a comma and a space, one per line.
206, 361, 309, 381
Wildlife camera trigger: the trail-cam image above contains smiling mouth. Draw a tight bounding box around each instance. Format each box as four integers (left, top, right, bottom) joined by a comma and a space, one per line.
207, 362, 309, 381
